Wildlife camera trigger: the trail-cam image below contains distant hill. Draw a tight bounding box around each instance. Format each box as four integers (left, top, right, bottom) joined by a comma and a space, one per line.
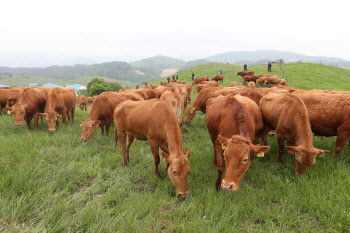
130, 55, 186, 69
204, 50, 350, 69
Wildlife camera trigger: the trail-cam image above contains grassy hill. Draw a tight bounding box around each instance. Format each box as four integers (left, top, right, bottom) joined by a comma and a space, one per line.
148, 62, 350, 91
130, 55, 186, 69
1, 62, 350, 231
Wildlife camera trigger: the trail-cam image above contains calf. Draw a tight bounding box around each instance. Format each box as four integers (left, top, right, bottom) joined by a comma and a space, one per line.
260, 93, 329, 175
78, 95, 87, 111
242, 75, 258, 85
114, 99, 191, 198
192, 75, 209, 85
80, 92, 143, 141
248, 81, 255, 89
211, 73, 223, 82
237, 71, 254, 77
11, 87, 46, 130
206, 95, 269, 191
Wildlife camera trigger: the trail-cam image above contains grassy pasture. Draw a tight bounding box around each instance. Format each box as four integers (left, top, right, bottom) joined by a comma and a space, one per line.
1, 63, 350, 232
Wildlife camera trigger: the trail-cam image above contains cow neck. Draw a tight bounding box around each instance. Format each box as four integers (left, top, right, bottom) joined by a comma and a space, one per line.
165, 122, 183, 156
46, 93, 56, 112
88, 103, 100, 120
293, 115, 314, 149
18, 90, 36, 108
220, 101, 251, 141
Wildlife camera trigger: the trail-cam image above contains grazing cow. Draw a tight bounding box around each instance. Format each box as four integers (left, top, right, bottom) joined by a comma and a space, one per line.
192, 75, 210, 85
248, 81, 255, 89
265, 75, 281, 86
292, 91, 350, 157
242, 75, 258, 85
160, 90, 184, 127
139, 88, 158, 99
206, 95, 269, 191
78, 95, 87, 111
280, 79, 287, 86
256, 76, 266, 87
11, 87, 46, 130
38, 87, 76, 132
114, 99, 191, 198
174, 84, 191, 108
80, 92, 143, 142
0, 87, 21, 114
87, 97, 94, 105
119, 89, 149, 100
212, 73, 224, 82
259, 93, 329, 175
237, 71, 254, 77
195, 82, 219, 94
230, 82, 238, 87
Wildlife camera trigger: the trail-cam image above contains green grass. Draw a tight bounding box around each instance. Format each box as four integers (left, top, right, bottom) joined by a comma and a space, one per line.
1, 63, 350, 231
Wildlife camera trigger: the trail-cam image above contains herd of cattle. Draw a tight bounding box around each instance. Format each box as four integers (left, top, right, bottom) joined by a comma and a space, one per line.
1, 70, 349, 198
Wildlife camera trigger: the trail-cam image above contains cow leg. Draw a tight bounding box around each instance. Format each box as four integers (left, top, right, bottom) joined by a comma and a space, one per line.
105, 120, 112, 136
25, 118, 32, 130
333, 134, 349, 158
214, 140, 225, 190
149, 139, 161, 177
100, 122, 105, 135
0, 105, 3, 115
71, 109, 75, 122
62, 111, 67, 126
118, 132, 128, 166
126, 135, 135, 163
56, 118, 59, 128
277, 134, 285, 164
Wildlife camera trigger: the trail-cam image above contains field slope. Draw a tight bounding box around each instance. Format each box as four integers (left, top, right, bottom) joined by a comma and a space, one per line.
0, 62, 350, 231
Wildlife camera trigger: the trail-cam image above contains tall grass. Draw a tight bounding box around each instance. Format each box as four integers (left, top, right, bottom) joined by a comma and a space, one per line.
1, 63, 350, 231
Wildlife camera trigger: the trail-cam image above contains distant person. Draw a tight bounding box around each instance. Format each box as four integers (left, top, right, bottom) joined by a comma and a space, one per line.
220, 70, 223, 74
145, 82, 147, 86
176, 75, 178, 80
136, 85, 139, 89
192, 72, 195, 81
268, 62, 272, 72
167, 77, 170, 83
160, 82, 163, 85
172, 75, 175, 80
244, 64, 247, 71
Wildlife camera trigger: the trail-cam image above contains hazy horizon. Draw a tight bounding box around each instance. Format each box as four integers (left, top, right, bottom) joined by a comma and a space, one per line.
1, 0, 349, 67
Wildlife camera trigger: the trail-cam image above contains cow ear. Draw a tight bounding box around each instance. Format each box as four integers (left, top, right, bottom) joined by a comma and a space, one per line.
184, 148, 190, 159
285, 146, 304, 154
24, 104, 28, 110
314, 148, 330, 156
217, 135, 229, 148
95, 120, 101, 127
250, 144, 270, 157
38, 113, 46, 117
161, 151, 171, 163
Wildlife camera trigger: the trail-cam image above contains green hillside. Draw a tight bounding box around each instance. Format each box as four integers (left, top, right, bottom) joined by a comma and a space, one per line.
130, 55, 186, 69
148, 62, 350, 91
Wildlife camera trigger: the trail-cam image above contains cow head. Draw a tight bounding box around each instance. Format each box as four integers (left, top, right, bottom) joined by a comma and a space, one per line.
38, 112, 62, 132
285, 146, 330, 175
218, 135, 270, 191
11, 103, 27, 126
7, 96, 18, 107
186, 106, 198, 122
80, 120, 101, 142
161, 148, 191, 198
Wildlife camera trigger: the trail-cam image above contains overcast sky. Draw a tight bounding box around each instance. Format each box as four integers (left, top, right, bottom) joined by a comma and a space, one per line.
0, 0, 349, 67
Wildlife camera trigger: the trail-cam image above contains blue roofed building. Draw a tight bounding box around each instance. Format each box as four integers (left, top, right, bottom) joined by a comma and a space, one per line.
69, 84, 87, 94
0, 84, 9, 87
42, 83, 63, 88
29, 83, 38, 86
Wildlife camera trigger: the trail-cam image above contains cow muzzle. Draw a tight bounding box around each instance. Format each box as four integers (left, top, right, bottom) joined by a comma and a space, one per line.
49, 129, 56, 133
80, 138, 87, 142
177, 191, 188, 198
15, 122, 23, 126
221, 180, 239, 192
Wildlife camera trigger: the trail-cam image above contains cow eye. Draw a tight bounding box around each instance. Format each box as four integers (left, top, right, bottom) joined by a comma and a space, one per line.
173, 171, 177, 174
243, 158, 248, 162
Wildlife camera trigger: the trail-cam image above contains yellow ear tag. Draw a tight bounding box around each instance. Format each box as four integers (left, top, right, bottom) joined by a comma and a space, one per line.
195, 110, 198, 113
257, 152, 264, 157
222, 144, 227, 150
7, 110, 11, 114
163, 158, 166, 162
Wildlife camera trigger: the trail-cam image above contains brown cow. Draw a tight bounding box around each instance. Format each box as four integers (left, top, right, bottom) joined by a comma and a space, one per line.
230, 82, 238, 87
160, 90, 184, 127
87, 97, 94, 105
192, 75, 210, 85
154, 86, 171, 98
119, 89, 149, 100
242, 75, 258, 85
265, 75, 281, 86
38, 87, 76, 132
280, 79, 287, 86
248, 81, 255, 89
0, 87, 21, 114
181, 80, 186, 84
212, 73, 224, 82
292, 91, 350, 157
174, 84, 190, 108
237, 71, 254, 77
206, 95, 269, 191
259, 93, 329, 175
11, 87, 46, 130
114, 99, 191, 198
195, 82, 219, 93
80, 92, 143, 141
77, 95, 87, 111
139, 88, 158, 99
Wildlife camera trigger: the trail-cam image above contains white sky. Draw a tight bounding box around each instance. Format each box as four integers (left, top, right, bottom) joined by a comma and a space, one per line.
0, 0, 349, 66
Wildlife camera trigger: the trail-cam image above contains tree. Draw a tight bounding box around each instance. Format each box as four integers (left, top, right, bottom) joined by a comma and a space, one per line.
86, 78, 122, 96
